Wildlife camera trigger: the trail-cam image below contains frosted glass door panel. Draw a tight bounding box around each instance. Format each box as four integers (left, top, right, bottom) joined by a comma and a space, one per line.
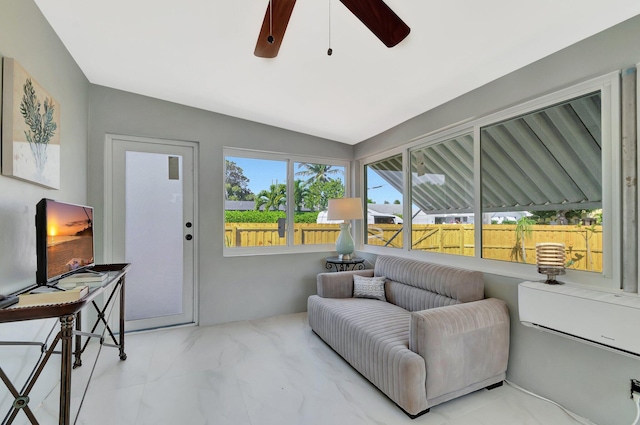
125, 151, 183, 320
110, 136, 196, 332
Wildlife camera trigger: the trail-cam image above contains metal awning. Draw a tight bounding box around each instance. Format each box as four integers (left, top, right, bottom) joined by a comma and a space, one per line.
369, 92, 602, 214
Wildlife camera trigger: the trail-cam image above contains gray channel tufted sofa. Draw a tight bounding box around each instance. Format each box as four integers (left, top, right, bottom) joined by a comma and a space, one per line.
307, 255, 510, 418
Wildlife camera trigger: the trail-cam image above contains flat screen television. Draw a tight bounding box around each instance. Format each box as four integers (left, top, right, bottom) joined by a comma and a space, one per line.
36, 198, 95, 285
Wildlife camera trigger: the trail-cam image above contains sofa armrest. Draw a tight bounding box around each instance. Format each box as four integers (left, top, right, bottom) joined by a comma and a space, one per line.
409, 298, 510, 400
316, 269, 375, 298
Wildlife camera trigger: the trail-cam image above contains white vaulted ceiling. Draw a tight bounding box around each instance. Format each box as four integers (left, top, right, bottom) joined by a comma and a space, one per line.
34, 0, 640, 144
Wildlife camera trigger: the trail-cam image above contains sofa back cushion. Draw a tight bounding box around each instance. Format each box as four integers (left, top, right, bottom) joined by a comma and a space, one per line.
374, 255, 484, 311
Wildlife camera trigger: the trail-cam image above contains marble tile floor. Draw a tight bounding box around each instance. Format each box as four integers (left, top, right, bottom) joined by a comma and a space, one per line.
30, 312, 595, 425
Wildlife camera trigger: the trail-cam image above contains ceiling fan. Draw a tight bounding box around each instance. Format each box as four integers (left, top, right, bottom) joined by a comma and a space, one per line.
254, 0, 410, 58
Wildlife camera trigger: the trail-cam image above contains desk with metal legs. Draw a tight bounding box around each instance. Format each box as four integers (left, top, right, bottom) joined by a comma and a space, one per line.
0, 263, 130, 425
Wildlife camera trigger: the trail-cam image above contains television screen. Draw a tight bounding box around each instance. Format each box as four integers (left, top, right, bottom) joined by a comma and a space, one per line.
36, 199, 95, 284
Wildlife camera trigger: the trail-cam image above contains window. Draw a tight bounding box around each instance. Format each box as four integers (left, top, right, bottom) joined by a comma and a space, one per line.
410, 133, 474, 256
480, 92, 603, 272
294, 162, 346, 246
359, 72, 619, 287
225, 156, 287, 248
224, 150, 348, 254
364, 154, 404, 249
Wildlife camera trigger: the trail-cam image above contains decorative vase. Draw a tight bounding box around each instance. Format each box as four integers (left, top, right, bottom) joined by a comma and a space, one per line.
336, 222, 354, 260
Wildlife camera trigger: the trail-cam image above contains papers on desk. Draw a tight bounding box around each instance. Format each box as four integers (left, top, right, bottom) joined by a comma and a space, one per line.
16, 286, 89, 308
59, 271, 107, 283
58, 272, 108, 289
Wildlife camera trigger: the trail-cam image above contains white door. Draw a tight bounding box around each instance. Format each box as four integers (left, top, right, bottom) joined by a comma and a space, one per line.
107, 135, 197, 331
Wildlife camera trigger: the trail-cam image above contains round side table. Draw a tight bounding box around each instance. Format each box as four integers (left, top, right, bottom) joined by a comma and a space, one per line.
325, 256, 365, 272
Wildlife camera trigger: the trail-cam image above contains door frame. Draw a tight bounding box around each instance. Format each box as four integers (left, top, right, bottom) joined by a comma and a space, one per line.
104, 133, 199, 327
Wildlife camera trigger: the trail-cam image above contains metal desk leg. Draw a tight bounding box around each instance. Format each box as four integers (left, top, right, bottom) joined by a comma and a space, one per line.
59, 314, 74, 425
73, 310, 82, 368
119, 278, 126, 360
0, 367, 39, 424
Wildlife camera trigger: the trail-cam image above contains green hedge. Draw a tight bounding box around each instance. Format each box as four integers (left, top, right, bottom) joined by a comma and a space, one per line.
295, 212, 320, 223
225, 210, 320, 224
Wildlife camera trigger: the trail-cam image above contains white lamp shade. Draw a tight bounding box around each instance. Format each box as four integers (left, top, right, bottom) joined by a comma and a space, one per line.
327, 198, 363, 221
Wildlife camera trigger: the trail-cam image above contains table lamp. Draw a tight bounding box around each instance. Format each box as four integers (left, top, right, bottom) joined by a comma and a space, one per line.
327, 198, 363, 260
536, 242, 566, 284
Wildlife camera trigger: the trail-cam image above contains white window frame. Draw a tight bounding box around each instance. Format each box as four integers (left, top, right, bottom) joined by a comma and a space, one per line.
358, 72, 621, 290
361, 146, 407, 251
408, 127, 475, 255
223, 147, 350, 257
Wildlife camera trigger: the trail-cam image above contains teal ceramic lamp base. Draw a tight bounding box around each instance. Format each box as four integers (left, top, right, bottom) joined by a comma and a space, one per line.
327, 198, 363, 261
336, 223, 355, 260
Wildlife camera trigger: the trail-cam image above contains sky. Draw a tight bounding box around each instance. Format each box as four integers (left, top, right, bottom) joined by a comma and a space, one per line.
47, 201, 93, 236
228, 157, 287, 192
365, 173, 402, 205
228, 157, 401, 204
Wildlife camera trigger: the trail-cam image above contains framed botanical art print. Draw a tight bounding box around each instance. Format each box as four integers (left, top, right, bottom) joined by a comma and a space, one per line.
2, 57, 60, 189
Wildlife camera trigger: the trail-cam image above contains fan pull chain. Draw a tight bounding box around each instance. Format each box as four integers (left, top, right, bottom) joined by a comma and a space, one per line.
327, 0, 333, 55
268, 0, 274, 43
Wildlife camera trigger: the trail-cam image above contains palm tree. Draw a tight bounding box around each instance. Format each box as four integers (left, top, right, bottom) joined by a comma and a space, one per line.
510, 217, 536, 262
255, 184, 286, 211
295, 163, 343, 185
293, 180, 310, 212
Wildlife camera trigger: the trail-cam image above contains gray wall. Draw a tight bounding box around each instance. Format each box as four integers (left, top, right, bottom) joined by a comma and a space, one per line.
0, 0, 90, 294
355, 14, 640, 425
87, 85, 353, 325
0, 0, 90, 417
356, 15, 640, 159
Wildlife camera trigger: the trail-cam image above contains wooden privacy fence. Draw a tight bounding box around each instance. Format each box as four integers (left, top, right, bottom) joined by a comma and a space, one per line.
225, 223, 602, 272
225, 223, 342, 247
482, 224, 602, 272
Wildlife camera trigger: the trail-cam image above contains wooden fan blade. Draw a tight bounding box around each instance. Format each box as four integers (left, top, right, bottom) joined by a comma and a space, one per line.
339, 0, 410, 47
254, 0, 297, 58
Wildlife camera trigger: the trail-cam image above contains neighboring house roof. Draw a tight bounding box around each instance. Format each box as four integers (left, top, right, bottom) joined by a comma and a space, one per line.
367, 204, 403, 216
225, 201, 257, 211
368, 204, 458, 217
225, 201, 311, 212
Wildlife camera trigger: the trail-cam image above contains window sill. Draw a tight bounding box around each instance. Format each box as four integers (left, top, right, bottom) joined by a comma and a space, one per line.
359, 245, 619, 291
223, 244, 338, 257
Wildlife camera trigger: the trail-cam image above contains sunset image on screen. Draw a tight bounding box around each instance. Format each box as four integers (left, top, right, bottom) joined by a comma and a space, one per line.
46, 201, 94, 279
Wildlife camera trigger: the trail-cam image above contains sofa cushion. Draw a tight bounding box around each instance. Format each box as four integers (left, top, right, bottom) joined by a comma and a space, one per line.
375, 255, 484, 311
353, 275, 387, 301
307, 295, 428, 415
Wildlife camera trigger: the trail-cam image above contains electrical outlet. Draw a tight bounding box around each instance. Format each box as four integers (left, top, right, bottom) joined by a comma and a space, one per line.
630, 379, 640, 398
